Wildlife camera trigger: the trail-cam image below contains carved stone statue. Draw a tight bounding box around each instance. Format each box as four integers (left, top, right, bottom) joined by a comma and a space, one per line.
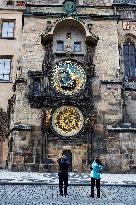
45, 21, 54, 34
63, 0, 76, 16
42, 43, 54, 73
86, 46, 93, 66
65, 38, 72, 54
45, 76, 50, 93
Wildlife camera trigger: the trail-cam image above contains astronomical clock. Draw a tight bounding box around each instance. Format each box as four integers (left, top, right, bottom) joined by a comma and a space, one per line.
45, 56, 92, 140
27, 0, 97, 169
47, 58, 91, 139
51, 105, 84, 137
50, 60, 87, 96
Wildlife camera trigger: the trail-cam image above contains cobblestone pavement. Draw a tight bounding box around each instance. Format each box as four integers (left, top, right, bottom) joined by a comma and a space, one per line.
0, 185, 135, 205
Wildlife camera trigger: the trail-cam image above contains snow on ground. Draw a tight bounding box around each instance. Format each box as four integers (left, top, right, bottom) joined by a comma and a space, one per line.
0, 170, 136, 185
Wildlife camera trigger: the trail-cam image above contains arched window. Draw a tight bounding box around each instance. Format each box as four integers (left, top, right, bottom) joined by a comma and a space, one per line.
123, 39, 136, 78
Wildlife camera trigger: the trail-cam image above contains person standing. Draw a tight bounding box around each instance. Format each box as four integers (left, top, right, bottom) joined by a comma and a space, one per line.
90, 156, 102, 198
57, 155, 69, 197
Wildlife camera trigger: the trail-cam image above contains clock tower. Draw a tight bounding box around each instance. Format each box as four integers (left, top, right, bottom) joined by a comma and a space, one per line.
8, 0, 99, 172
35, 13, 98, 171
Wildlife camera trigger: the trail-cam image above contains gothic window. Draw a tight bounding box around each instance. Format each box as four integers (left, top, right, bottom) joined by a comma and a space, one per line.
74, 42, 81, 52
123, 40, 136, 77
1, 20, 15, 38
0, 57, 12, 81
33, 78, 41, 96
56, 41, 64, 51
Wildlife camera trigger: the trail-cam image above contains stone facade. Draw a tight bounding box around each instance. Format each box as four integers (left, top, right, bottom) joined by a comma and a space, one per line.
1, 0, 135, 173
0, 1, 23, 167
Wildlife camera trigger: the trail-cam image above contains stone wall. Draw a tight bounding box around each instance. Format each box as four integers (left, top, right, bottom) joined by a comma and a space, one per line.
100, 131, 136, 173
125, 90, 136, 125
0, 143, 3, 166
91, 19, 122, 161
21, 17, 49, 75
0, 108, 9, 168
93, 20, 120, 80
48, 141, 88, 171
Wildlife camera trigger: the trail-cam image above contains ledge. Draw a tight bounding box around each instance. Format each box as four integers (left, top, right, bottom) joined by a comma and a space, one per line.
28, 70, 43, 78
15, 78, 26, 83
124, 81, 136, 91
101, 80, 122, 84
23, 12, 120, 20
0, 6, 25, 11
0, 80, 13, 83
113, 0, 136, 6
107, 124, 136, 132
25, 3, 113, 8
0, 37, 16, 40
11, 124, 32, 131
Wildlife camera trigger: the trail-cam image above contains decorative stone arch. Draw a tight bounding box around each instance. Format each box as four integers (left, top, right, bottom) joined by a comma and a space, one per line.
119, 33, 136, 45
124, 33, 136, 44
41, 17, 98, 45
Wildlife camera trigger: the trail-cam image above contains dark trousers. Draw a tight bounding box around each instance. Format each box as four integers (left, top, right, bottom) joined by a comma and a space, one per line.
59, 174, 68, 196
91, 177, 100, 198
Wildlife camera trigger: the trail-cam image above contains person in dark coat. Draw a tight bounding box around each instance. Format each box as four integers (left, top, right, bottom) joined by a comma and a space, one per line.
90, 156, 102, 198
57, 155, 69, 196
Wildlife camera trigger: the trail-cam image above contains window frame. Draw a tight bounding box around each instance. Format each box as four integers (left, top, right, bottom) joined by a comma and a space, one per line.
123, 39, 136, 78
56, 40, 64, 52
1, 19, 16, 39
0, 56, 12, 82
33, 78, 41, 96
73, 41, 81, 52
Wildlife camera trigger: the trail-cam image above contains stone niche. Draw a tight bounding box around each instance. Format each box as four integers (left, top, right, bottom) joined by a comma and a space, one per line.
53, 19, 86, 55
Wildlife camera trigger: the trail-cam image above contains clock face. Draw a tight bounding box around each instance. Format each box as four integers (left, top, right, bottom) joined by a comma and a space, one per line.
52, 105, 84, 137
51, 60, 86, 95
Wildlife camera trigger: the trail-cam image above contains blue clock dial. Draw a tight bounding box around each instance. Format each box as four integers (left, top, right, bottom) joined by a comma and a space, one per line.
51, 61, 86, 95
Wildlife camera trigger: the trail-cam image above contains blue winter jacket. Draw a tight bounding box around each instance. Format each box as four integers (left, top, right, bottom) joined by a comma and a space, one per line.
91, 160, 102, 179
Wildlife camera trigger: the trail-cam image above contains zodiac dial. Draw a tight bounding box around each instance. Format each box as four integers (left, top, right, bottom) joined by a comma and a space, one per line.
52, 105, 84, 137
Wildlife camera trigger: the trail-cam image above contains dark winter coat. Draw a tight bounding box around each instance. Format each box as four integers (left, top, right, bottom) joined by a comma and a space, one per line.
58, 158, 69, 176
